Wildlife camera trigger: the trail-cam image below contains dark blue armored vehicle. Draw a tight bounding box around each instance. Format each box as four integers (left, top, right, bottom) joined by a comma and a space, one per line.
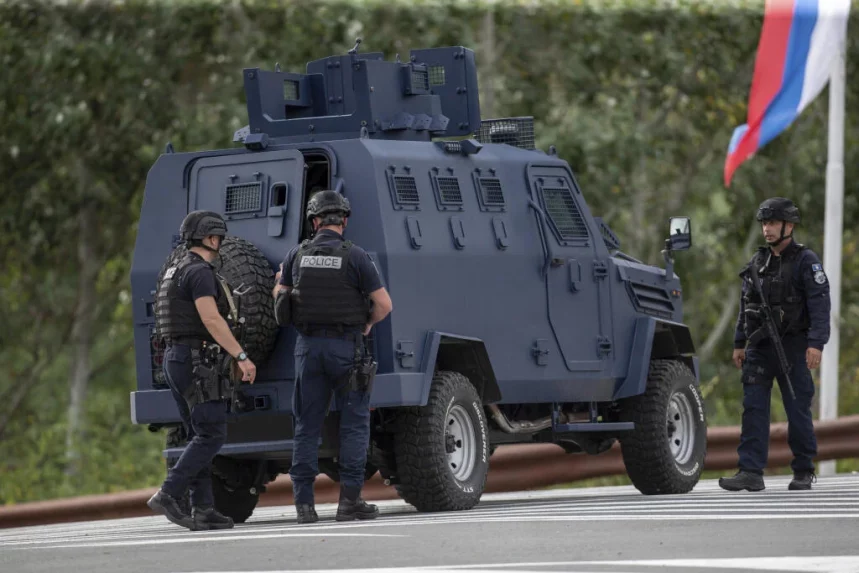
130, 44, 705, 522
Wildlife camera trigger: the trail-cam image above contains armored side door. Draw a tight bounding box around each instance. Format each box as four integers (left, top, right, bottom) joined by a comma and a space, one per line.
188, 149, 305, 263
528, 163, 609, 373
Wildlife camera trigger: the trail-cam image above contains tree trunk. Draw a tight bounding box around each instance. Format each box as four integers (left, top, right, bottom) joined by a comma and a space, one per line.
480, 8, 496, 120
65, 201, 99, 478
698, 220, 761, 363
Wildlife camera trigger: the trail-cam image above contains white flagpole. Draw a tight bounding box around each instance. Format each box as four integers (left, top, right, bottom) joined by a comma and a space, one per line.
818, 45, 846, 478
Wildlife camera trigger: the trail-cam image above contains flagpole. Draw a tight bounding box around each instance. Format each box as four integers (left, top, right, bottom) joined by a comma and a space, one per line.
819, 45, 846, 478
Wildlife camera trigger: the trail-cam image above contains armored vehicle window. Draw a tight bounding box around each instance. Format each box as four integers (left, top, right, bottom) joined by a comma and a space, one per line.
473, 176, 506, 212
299, 152, 331, 240
412, 69, 429, 92
430, 172, 463, 211
386, 171, 421, 211
429, 65, 445, 86
283, 79, 299, 101
542, 186, 589, 242
225, 182, 263, 214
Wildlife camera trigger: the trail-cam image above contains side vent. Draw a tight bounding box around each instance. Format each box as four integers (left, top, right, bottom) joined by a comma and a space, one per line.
473, 174, 506, 212
386, 170, 420, 211
627, 281, 675, 319
225, 182, 263, 214
594, 217, 621, 250
475, 117, 535, 150
430, 172, 463, 211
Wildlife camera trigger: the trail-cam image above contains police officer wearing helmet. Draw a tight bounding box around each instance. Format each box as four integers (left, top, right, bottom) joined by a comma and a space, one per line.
148, 210, 257, 530
273, 190, 392, 524
719, 198, 830, 492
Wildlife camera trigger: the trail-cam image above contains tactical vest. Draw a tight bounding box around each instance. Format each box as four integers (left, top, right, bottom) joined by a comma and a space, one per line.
155, 252, 230, 342
290, 236, 370, 329
740, 243, 809, 341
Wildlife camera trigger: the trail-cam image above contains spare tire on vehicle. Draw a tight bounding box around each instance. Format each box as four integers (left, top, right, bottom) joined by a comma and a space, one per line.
154, 236, 278, 365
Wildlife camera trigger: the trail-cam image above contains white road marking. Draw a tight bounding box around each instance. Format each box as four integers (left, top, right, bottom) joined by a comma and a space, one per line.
585, 556, 859, 572
6, 513, 859, 550
3, 474, 859, 551
175, 555, 859, 573
42, 531, 405, 549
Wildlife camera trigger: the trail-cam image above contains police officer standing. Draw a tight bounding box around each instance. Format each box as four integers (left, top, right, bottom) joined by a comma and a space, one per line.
719, 198, 830, 492
148, 210, 257, 530
273, 190, 392, 524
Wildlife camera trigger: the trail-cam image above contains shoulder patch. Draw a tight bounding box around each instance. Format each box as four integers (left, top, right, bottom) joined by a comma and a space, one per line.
812, 263, 823, 272
814, 270, 827, 285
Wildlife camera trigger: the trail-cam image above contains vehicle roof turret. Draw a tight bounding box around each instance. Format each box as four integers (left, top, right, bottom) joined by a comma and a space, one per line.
234, 42, 482, 147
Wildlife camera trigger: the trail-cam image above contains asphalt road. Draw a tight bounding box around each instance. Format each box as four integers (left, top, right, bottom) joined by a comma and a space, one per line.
2, 474, 858, 573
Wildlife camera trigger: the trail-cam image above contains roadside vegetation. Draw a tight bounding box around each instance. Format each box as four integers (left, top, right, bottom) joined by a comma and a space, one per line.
2, 0, 858, 503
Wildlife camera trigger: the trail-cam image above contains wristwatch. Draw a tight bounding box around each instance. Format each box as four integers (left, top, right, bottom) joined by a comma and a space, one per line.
236, 351, 248, 362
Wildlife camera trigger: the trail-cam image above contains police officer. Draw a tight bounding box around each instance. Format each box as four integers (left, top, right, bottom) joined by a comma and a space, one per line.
147, 210, 257, 530
719, 198, 830, 492
273, 190, 392, 524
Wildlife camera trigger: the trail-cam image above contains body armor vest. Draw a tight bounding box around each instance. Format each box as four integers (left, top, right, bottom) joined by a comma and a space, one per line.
155, 252, 230, 342
740, 243, 808, 342
290, 236, 370, 329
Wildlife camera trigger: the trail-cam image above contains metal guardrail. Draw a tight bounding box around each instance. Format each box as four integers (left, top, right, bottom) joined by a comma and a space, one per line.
2, 416, 857, 529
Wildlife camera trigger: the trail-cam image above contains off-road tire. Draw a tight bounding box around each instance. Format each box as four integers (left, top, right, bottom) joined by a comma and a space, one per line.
154, 236, 278, 364
211, 471, 259, 524
393, 371, 490, 512
618, 359, 707, 495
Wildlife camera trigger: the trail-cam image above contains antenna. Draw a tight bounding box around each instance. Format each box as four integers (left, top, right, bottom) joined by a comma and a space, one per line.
275, 62, 281, 72
348, 37, 363, 55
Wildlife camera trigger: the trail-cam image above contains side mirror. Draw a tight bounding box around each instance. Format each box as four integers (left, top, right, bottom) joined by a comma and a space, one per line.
667, 216, 692, 251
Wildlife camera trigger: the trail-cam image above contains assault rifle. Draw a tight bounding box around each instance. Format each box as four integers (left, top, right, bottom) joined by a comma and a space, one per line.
747, 261, 796, 400
217, 277, 253, 412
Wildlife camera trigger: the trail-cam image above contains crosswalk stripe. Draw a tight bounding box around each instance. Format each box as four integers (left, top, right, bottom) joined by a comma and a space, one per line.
3, 475, 858, 549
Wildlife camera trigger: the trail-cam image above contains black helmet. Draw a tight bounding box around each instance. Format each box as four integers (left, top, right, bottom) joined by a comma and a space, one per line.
306, 190, 351, 225
756, 197, 801, 224
180, 210, 228, 243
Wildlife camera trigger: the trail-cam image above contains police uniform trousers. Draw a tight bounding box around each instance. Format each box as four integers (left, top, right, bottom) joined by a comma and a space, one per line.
289, 331, 371, 505
738, 333, 817, 475
161, 343, 228, 508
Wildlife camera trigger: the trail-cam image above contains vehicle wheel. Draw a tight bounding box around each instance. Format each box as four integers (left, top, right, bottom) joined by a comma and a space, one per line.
617, 359, 707, 495
211, 469, 260, 523
154, 236, 278, 364
393, 371, 490, 512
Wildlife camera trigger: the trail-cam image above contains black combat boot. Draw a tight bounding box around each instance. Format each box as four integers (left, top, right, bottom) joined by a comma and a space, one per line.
789, 471, 816, 491
147, 489, 195, 530
191, 506, 235, 530
335, 485, 379, 521
295, 503, 319, 524
718, 470, 765, 492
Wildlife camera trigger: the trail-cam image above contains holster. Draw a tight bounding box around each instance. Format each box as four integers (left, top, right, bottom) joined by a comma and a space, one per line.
184, 346, 230, 410
347, 337, 377, 395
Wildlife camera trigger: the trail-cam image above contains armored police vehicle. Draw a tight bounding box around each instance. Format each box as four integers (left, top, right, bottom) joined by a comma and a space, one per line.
130, 44, 705, 522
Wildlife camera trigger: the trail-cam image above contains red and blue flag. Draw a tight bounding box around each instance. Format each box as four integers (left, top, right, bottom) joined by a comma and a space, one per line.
724, 0, 851, 187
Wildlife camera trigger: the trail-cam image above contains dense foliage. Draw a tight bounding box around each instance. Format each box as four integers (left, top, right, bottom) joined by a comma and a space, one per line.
2, 0, 857, 503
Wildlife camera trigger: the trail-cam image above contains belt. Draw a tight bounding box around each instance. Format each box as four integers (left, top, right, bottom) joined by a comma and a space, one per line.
300, 328, 363, 342
166, 337, 205, 349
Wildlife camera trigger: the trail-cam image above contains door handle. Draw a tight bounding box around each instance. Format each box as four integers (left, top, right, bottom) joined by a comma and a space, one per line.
528, 199, 554, 278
